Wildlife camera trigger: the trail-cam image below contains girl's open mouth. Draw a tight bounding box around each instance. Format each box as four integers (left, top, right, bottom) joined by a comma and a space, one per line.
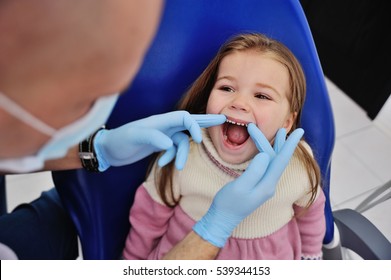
222, 118, 250, 147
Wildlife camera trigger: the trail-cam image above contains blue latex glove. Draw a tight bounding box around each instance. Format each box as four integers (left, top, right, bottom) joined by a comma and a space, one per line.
193, 124, 304, 247
156, 114, 228, 169
93, 111, 226, 171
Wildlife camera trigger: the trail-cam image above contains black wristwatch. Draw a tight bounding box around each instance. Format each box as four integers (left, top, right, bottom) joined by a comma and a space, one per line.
79, 126, 105, 172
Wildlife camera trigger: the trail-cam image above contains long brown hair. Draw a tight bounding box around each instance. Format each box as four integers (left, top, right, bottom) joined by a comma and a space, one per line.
149, 33, 321, 209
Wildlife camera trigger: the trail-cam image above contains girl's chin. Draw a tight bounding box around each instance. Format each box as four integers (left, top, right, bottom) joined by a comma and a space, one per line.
221, 154, 251, 165
218, 148, 254, 164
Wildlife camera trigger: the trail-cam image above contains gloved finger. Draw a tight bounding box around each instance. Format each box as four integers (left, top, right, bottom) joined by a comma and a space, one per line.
247, 123, 275, 158
172, 132, 191, 170
278, 128, 304, 160
159, 111, 202, 143
233, 152, 270, 191
263, 128, 304, 184
157, 132, 191, 169
273, 128, 287, 153
182, 113, 203, 143
158, 146, 177, 167
133, 111, 200, 139
191, 114, 227, 128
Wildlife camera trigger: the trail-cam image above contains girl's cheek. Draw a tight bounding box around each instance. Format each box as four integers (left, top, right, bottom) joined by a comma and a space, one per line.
206, 101, 220, 114
256, 125, 275, 143
255, 118, 276, 142
206, 107, 217, 114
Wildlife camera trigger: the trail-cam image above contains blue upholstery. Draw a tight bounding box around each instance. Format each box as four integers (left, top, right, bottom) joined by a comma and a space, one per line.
0, 176, 6, 215
53, 0, 335, 259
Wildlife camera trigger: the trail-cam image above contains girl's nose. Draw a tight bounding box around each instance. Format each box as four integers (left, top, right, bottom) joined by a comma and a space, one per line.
229, 95, 250, 112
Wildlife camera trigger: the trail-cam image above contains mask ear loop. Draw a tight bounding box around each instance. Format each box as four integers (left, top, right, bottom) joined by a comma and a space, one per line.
0, 92, 56, 137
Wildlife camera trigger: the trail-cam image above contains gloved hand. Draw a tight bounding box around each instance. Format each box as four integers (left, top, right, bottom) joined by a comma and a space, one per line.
193, 124, 304, 247
93, 111, 226, 171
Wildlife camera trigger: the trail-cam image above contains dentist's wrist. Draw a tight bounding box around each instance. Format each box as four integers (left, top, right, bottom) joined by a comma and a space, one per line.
92, 129, 111, 172
78, 126, 106, 172
192, 203, 239, 248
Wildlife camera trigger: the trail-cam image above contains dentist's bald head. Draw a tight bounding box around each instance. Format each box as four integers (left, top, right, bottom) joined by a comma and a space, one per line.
0, 0, 163, 158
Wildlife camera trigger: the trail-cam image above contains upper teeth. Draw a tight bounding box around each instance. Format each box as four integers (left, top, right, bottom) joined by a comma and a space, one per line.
226, 119, 248, 127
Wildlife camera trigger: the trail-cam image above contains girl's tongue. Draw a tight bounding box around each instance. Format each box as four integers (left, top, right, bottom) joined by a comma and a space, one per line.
225, 123, 249, 145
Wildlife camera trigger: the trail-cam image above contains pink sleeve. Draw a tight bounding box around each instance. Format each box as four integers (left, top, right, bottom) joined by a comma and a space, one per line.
122, 184, 175, 260
294, 190, 326, 260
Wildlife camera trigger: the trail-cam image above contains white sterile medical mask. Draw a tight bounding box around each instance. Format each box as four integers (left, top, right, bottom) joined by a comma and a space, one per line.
0, 92, 119, 173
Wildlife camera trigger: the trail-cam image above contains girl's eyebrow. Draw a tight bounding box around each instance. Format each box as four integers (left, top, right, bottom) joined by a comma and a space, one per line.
255, 82, 281, 98
216, 75, 235, 82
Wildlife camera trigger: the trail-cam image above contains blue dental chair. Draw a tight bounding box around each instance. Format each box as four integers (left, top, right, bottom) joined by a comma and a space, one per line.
52, 0, 391, 259
0, 176, 6, 215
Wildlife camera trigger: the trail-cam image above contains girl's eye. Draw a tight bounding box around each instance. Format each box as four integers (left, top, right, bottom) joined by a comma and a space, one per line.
220, 86, 235, 93
255, 93, 271, 100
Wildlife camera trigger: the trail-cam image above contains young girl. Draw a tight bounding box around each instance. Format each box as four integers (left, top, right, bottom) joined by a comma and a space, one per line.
122, 33, 326, 260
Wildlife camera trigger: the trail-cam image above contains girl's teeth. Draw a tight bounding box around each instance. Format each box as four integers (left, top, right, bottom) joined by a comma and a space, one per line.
226, 119, 248, 127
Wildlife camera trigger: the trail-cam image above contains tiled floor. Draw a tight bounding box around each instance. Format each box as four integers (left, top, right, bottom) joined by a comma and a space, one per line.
326, 78, 391, 246
4, 77, 391, 258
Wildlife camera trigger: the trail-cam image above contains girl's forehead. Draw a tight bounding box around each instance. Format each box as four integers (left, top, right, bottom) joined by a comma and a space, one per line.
220, 50, 282, 67
219, 51, 288, 77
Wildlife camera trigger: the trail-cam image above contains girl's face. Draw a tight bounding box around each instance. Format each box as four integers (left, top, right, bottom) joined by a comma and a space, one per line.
206, 50, 296, 164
